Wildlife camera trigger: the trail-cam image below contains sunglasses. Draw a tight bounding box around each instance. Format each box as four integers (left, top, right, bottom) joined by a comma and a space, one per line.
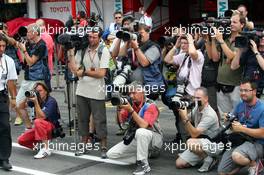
115, 17, 122, 19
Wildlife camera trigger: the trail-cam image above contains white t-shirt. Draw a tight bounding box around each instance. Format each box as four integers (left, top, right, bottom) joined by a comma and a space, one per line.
0, 54, 18, 91
75, 45, 110, 100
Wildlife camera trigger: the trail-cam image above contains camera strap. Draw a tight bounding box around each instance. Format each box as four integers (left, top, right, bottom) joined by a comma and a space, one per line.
177, 53, 192, 85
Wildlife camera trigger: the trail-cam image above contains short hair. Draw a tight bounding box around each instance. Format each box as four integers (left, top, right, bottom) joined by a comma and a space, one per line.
113, 11, 123, 17
0, 33, 8, 44
36, 19, 45, 27
237, 4, 247, 11
138, 23, 150, 33
196, 87, 208, 97
27, 23, 41, 36
91, 26, 103, 37
240, 77, 258, 90
79, 11, 86, 18
232, 12, 246, 26
34, 81, 50, 96
122, 15, 135, 26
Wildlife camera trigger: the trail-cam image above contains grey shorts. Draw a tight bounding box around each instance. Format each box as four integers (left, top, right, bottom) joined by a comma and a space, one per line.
217, 141, 264, 174
179, 139, 224, 166
76, 95, 107, 139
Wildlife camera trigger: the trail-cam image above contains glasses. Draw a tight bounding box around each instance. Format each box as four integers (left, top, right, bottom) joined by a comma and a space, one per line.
240, 89, 254, 93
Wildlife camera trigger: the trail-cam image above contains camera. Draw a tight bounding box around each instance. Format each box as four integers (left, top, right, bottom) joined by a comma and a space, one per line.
111, 93, 132, 106
123, 120, 138, 145
13, 26, 28, 43
52, 125, 66, 138
25, 90, 39, 98
116, 30, 141, 42
112, 64, 131, 87
57, 31, 89, 50
235, 29, 264, 48
210, 113, 237, 142
170, 80, 195, 109
158, 36, 177, 48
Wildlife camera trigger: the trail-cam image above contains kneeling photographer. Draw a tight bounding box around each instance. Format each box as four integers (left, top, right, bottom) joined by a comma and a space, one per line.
175, 87, 221, 173
217, 78, 264, 175
18, 82, 62, 159
107, 81, 163, 175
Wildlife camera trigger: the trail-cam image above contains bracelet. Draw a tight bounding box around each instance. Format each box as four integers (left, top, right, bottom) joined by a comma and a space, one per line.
255, 52, 260, 56
23, 50, 27, 54
11, 96, 16, 100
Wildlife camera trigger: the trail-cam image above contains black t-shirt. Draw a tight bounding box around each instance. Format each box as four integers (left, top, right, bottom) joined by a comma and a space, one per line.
240, 49, 264, 89
24, 39, 48, 80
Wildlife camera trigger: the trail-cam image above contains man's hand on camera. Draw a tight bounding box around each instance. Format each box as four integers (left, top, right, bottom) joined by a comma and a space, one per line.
27, 96, 38, 104
130, 39, 139, 50
67, 48, 75, 58
186, 33, 194, 44
178, 107, 188, 120
120, 103, 133, 113
250, 39, 258, 54
18, 42, 26, 52
212, 27, 224, 43
231, 121, 244, 132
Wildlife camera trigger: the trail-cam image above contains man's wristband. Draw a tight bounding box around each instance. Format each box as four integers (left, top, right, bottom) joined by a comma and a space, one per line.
11, 96, 16, 100
255, 52, 260, 56
23, 50, 27, 54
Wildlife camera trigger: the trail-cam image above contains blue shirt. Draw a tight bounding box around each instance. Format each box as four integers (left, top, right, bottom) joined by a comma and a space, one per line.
233, 99, 264, 144
41, 96, 61, 127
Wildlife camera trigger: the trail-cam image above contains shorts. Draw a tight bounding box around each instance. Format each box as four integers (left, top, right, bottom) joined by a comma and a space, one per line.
180, 138, 224, 166
16, 80, 42, 106
76, 95, 107, 139
217, 141, 264, 174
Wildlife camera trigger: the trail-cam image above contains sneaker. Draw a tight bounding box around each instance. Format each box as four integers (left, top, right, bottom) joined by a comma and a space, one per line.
14, 117, 23, 126
198, 156, 217, 173
0, 160, 12, 171
133, 160, 151, 175
101, 147, 107, 159
248, 165, 257, 175
34, 149, 51, 159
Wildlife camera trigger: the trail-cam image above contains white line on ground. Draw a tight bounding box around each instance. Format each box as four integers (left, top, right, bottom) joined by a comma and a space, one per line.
12, 143, 129, 166
12, 166, 57, 175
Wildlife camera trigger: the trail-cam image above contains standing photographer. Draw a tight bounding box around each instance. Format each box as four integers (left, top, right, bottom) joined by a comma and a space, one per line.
217, 78, 264, 175
209, 12, 246, 123
175, 87, 221, 172
107, 81, 163, 175
164, 34, 204, 142
18, 82, 61, 159
231, 36, 264, 98
0, 34, 18, 171
17, 23, 49, 129
67, 27, 110, 158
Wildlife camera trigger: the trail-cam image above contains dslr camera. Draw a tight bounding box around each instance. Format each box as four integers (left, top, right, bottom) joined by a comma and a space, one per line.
25, 90, 40, 108
13, 26, 28, 43
52, 125, 66, 138
111, 93, 132, 106
170, 80, 195, 109
57, 31, 89, 50
116, 30, 141, 42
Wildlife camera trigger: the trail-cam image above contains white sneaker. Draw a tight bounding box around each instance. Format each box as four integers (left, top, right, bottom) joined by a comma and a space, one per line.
34, 149, 51, 159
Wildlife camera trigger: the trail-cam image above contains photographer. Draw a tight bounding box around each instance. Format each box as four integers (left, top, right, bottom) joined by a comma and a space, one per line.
67, 27, 110, 159
209, 12, 246, 122
231, 36, 264, 98
107, 81, 163, 175
0, 34, 18, 171
175, 87, 221, 172
164, 34, 204, 142
16, 23, 49, 129
217, 78, 264, 175
18, 82, 61, 159
237, 4, 254, 30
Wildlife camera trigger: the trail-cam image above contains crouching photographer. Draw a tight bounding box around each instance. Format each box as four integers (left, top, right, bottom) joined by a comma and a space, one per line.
175, 87, 222, 172
217, 78, 264, 175
18, 82, 63, 159
107, 81, 163, 175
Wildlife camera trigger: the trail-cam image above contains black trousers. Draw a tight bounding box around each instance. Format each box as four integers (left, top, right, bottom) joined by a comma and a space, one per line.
0, 95, 11, 161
